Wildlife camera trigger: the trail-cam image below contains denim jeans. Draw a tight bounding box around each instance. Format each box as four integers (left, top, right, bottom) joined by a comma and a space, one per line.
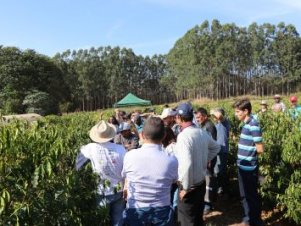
97, 192, 125, 226
238, 167, 263, 226
123, 205, 174, 226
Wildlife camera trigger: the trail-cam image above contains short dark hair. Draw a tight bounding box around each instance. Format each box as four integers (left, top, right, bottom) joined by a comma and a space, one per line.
143, 117, 165, 142
195, 107, 208, 116
233, 98, 252, 114
178, 114, 194, 122
162, 127, 176, 148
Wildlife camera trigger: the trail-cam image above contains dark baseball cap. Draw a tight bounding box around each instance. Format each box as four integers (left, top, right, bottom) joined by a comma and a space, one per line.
176, 103, 194, 117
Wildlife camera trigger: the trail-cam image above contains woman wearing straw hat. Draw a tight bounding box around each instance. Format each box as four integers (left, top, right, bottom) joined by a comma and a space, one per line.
76, 120, 126, 226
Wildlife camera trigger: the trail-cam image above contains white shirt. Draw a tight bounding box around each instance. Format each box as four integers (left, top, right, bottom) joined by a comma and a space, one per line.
122, 143, 178, 208
175, 126, 220, 190
76, 142, 126, 196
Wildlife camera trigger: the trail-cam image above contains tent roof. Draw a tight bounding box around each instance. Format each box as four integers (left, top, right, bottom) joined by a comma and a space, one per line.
113, 93, 151, 107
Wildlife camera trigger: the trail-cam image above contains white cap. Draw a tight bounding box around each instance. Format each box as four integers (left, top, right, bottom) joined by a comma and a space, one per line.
160, 108, 176, 119
119, 122, 131, 131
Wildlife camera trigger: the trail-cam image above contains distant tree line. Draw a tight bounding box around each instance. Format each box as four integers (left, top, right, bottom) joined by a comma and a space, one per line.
1, 19, 301, 114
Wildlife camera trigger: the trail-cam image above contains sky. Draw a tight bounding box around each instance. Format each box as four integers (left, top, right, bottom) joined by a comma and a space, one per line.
1, 0, 301, 57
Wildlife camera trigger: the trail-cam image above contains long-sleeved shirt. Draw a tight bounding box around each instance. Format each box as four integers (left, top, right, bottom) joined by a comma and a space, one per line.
76, 142, 126, 196
175, 125, 220, 190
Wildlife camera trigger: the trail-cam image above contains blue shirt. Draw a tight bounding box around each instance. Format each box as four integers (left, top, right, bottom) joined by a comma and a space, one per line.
238, 116, 262, 171
288, 105, 301, 120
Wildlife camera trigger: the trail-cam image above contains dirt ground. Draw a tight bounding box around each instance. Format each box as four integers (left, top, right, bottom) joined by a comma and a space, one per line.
203, 193, 293, 226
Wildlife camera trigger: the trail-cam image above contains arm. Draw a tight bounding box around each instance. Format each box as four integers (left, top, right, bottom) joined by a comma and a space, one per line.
255, 143, 264, 154
175, 135, 192, 191
75, 152, 89, 170
123, 179, 128, 200
207, 134, 221, 162
250, 121, 264, 154
75, 145, 91, 170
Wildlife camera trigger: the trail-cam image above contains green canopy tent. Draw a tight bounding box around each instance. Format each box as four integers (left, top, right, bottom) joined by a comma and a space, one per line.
113, 93, 151, 108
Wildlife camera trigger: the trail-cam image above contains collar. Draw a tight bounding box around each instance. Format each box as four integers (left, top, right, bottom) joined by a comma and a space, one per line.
141, 143, 163, 150
181, 121, 194, 131
244, 116, 252, 124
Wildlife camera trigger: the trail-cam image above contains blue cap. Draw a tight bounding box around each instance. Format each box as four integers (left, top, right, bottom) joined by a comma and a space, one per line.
176, 103, 193, 117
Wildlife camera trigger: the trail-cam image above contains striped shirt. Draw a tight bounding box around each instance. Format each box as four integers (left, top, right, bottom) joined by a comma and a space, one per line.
238, 116, 263, 171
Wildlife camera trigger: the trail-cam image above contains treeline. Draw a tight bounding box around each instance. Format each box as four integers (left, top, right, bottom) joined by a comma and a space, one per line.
164, 20, 301, 99
1, 19, 301, 114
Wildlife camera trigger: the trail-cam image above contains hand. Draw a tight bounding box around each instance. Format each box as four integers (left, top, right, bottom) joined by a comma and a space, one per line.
207, 161, 211, 168
179, 190, 187, 201
123, 189, 127, 200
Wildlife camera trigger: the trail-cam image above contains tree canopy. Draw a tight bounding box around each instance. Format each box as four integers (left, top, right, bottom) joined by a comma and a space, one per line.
1, 20, 301, 114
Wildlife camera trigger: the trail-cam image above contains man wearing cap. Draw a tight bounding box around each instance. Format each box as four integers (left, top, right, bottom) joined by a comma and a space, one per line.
259, 100, 268, 113
76, 120, 126, 226
175, 103, 220, 226
288, 95, 301, 120
122, 117, 178, 226
160, 108, 181, 137
114, 122, 139, 151
272, 94, 286, 112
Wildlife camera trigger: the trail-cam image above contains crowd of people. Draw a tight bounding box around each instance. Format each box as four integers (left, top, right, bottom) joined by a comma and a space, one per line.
75, 96, 300, 226
257, 94, 301, 119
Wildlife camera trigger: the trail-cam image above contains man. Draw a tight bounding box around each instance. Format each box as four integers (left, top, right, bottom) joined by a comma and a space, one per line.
288, 95, 301, 120
272, 94, 286, 112
122, 117, 178, 226
175, 103, 220, 226
76, 120, 126, 226
114, 122, 139, 151
259, 100, 268, 113
195, 108, 217, 214
233, 99, 264, 226
210, 108, 229, 196
160, 108, 180, 137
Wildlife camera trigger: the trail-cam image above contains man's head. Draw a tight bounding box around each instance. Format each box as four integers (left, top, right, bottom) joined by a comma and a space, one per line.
195, 107, 209, 125
260, 100, 268, 111
233, 98, 252, 121
175, 103, 194, 125
160, 108, 176, 127
120, 122, 132, 138
142, 117, 165, 144
290, 95, 298, 108
274, 94, 281, 103
210, 108, 224, 122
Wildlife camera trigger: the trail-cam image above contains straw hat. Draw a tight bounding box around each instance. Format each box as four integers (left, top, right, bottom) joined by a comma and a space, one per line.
89, 120, 116, 143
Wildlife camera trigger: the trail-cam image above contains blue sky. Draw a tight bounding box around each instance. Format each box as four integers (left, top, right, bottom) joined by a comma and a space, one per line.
1, 0, 301, 57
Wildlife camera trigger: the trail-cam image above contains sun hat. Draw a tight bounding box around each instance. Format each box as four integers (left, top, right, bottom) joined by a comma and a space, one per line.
176, 103, 194, 118
89, 120, 116, 143
160, 108, 176, 119
260, 100, 268, 105
274, 94, 281, 99
290, 95, 298, 103
119, 122, 131, 132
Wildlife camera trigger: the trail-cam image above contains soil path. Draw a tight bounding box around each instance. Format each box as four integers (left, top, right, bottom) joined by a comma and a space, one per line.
203, 194, 291, 226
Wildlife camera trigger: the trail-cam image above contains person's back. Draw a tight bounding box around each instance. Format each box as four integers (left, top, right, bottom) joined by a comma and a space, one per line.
122, 117, 178, 226
174, 103, 220, 226
123, 144, 178, 208
177, 126, 217, 186
76, 121, 126, 226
